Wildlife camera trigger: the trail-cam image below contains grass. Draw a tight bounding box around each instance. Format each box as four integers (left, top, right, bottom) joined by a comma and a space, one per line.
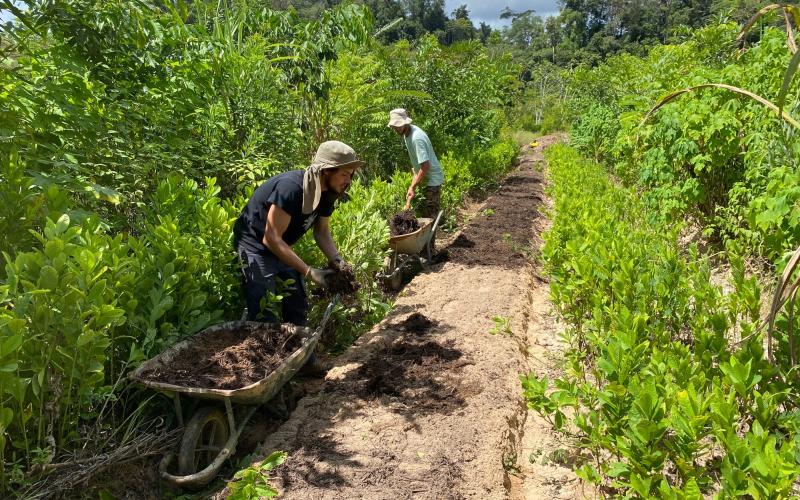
512, 130, 540, 147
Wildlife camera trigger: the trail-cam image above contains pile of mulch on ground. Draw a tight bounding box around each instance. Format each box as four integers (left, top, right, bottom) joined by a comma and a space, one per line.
449, 234, 475, 248
389, 210, 421, 236
138, 323, 303, 390
349, 337, 477, 413
400, 312, 437, 334
431, 248, 450, 264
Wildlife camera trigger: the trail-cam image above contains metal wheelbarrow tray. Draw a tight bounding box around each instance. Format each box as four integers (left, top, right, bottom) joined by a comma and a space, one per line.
130, 299, 337, 489
387, 210, 443, 257
382, 211, 444, 290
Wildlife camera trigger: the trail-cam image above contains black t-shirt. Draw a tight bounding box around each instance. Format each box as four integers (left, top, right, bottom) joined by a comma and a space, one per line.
234, 170, 336, 255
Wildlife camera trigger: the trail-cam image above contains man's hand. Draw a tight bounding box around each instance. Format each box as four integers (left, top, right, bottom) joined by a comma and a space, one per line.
306, 267, 335, 287
405, 186, 415, 210
329, 256, 346, 271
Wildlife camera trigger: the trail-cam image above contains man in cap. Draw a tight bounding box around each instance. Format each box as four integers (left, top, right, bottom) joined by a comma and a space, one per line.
234, 140, 363, 331
387, 108, 444, 248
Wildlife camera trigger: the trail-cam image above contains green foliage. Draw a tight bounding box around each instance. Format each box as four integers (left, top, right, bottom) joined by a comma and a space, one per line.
489, 315, 512, 336
527, 145, 800, 496
570, 23, 800, 261
0, 175, 241, 482
227, 451, 287, 499
0, 0, 520, 490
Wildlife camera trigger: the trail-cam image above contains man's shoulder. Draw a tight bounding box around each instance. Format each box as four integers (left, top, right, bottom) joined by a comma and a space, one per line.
411, 126, 431, 143
261, 169, 302, 189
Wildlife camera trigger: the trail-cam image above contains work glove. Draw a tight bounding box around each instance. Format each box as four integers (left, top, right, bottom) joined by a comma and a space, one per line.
329, 256, 348, 271
306, 267, 335, 288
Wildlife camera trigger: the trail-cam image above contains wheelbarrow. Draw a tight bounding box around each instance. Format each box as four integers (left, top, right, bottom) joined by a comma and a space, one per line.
381, 210, 444, 290
130, 298, 338, 489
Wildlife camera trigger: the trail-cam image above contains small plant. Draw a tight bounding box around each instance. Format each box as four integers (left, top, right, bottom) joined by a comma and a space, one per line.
502, 451, 521, 475
481, 208, 495, 217
489, 315, 512, 336
502, 233, 535, 260
257, 277, 296, 322
227, 451, 287, 499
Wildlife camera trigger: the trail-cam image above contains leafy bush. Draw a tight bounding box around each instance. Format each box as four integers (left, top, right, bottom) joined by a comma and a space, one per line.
0, 0, 521, 489
568, 23, 800, 260
570, 104, 620, 163
525, 145, 800, 497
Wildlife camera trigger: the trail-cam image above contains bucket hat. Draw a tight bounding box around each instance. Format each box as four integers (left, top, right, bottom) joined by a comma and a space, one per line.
387, 108, 413, 128
303, 141, 364, 214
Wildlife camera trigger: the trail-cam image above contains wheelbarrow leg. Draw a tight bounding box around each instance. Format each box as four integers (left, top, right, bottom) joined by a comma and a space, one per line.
173, 393, 184, 428
425, 210, 444, 266
224, 398, 236, 437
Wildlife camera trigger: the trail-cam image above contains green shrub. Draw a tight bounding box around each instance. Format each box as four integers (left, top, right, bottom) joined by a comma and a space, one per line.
526, 145, 800, 497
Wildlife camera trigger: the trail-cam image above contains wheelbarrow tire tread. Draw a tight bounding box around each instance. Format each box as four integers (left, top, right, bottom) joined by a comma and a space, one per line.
178, 406, 230, 476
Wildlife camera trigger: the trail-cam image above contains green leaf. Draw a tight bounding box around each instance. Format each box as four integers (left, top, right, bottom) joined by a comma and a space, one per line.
778, 49, 800, 114
605, 461, 630, 478
0, 407, 12, 428
1, 331, 24, 357
0, 362, 19, 372
54, 214, 71, 235
261, 451, 288, 470
38, 265, 59, 290
44, 239, 65, 259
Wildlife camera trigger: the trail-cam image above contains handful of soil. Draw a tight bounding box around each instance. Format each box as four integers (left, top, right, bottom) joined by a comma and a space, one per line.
324, 262, 360, 295
389, 210, 421, 236
138, 323, 303, 390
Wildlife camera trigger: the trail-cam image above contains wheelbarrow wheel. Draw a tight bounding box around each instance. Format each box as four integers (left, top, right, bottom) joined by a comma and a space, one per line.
178, 406, 230, 476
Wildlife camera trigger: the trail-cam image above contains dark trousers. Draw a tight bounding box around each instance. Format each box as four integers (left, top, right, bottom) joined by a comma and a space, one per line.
420, 185, 441, 251
421, 185, 441, 219
238, 248, 308, 326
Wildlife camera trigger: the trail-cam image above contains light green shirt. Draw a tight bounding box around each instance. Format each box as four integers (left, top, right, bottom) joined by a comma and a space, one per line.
404, 125, 444, 187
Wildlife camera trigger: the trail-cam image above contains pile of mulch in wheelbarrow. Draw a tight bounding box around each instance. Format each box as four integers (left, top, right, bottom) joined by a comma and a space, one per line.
138, 323, 303, 390
389, 210, 421, 236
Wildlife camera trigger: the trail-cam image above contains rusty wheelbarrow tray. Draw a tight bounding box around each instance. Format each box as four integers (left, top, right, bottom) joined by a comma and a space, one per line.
130, 298, 337, 489
387, 210, 443, 258
380, 211, 444, 291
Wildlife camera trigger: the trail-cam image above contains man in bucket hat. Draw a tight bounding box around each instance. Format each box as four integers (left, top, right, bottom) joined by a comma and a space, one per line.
388, 108, 444, 249
233, 141, 363, 374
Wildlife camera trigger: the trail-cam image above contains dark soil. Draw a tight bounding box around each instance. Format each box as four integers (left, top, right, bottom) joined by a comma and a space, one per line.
400, 312, 437, 334
324, 262, 360, 296
389, 210, 421, 236
432, 248, 450, 263
444, 158, 545, 268
344, 336, 476, 414
138, 323, 302, 390
450, 234, 475, 248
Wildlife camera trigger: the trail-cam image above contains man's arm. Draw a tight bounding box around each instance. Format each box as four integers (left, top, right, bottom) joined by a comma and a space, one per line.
407, 160, 430, 201
313, 216, 342, 265
262, 204, 311, 275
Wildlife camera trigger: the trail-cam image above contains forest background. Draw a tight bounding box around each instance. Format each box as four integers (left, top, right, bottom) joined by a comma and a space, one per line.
2, 0, 799, 496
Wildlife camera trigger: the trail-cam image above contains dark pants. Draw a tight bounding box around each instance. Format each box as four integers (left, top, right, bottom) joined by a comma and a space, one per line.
421, 185, 441, 219
420, 185, 441, 251
238, 248, 308, 326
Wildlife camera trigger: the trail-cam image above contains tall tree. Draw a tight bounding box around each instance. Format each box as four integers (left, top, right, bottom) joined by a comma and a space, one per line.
479, 21, 493, 44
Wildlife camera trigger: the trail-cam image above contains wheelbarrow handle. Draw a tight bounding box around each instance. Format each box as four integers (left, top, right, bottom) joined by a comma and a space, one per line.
319, 295, 339, 332
431, 210, 444, 236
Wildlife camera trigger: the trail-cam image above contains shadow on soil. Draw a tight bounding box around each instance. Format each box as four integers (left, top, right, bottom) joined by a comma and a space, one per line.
271, 312, 479, 491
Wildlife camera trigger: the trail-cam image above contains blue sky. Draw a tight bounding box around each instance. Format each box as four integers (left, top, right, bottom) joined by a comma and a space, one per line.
1, 1, 563, 28
444, 0, 560, 27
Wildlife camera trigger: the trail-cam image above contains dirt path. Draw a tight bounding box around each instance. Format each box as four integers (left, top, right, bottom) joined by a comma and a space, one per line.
229, 135, 574, 499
